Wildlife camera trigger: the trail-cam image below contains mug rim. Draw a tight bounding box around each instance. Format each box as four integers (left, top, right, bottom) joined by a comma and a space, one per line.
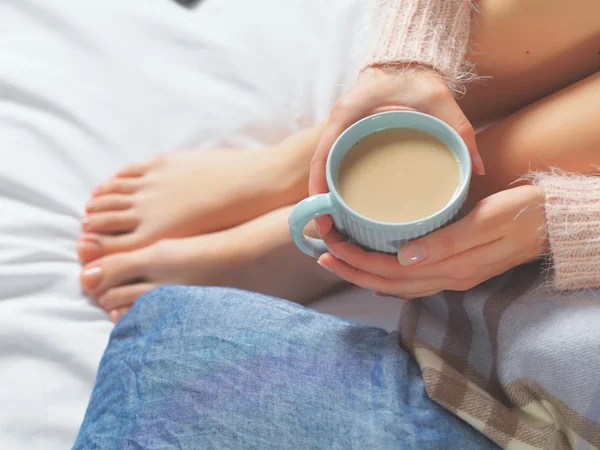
325, 110, 471, 231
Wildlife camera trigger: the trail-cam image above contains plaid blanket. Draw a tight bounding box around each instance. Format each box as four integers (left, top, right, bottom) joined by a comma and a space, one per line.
399, 262, 600, 449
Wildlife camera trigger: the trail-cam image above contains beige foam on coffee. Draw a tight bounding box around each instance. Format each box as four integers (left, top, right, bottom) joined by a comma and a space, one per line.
338, 128, 460, 223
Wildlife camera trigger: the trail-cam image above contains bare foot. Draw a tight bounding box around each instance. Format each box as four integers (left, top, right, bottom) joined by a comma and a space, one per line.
77, 149, 303, 264
80, 231, 240, 322
80, 206, 340, 322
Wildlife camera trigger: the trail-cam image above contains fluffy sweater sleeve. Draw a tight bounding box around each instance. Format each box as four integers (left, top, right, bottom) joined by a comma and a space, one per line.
533, 173, 600, 291
364, 0, 477, 93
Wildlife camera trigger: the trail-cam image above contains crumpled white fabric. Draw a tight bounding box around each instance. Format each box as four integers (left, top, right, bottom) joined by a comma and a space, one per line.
0, 1, 402, 448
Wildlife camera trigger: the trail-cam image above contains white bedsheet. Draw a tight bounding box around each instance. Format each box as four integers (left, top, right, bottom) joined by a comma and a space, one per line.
0, 1, 402, 448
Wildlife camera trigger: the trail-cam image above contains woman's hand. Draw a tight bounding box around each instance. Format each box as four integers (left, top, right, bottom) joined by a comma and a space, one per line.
317, 185, 548, 299
309, 67, 485, 236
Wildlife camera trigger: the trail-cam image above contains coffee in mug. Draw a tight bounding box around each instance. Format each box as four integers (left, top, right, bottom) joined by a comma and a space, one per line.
338, 128, 460, 223
288, 111, 471, 258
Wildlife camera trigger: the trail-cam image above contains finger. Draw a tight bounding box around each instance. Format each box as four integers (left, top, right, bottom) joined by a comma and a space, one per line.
375, 289, 442, 300
398, 208, 500, 266
331, 233, 513, 284
309, 71, 414, 196
318, 253, 454, 297
327, 240, 403, 279
418, 93, 484, 175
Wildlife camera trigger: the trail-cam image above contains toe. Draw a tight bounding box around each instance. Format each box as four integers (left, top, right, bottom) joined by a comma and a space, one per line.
98, 283, 157, 311
81, 248, 150, 294
109, 307, 130, 323
81, 211, 139, 233
116, 161, 152, 178
85, 194, 133, 213
77, 233, 149, 264
92, 178, 141, 197
77, 237, 104, 263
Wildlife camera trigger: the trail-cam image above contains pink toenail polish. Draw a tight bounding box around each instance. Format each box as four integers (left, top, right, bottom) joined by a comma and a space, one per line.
82, 266, 102, 292
77, 238, 103, 262
81, 216, 91, 231
85, 200, 96, 212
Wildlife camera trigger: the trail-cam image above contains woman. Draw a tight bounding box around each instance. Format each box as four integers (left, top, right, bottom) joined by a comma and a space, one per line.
75, 0, 599, 448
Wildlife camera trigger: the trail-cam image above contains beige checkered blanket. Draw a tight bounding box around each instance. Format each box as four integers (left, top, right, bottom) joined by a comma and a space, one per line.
399, 263, 600, 449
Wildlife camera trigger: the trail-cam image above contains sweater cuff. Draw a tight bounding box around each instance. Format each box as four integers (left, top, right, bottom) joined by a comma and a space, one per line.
534, 173, 600, 291
363, 0, 476, 94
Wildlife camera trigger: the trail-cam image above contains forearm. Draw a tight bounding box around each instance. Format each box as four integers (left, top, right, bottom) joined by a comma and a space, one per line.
227, 205, 345, 304
261, 122, 326, 206
467, 71, 600, 209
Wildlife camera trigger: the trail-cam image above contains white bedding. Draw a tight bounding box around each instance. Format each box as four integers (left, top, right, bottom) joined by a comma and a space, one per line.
0, 1, 403, 448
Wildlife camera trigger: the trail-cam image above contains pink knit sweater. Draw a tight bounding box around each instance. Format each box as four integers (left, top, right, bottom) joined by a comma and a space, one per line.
364, 0, 476, 94
367, 0, 600, 290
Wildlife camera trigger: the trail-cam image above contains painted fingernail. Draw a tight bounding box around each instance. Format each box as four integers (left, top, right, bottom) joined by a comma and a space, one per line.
398, 244, 427, 266
317, 259, 336, 274
109, 310, 121, 323
81, 265, 102, 292
472, 152, 486, 175
77, 238, 103, 261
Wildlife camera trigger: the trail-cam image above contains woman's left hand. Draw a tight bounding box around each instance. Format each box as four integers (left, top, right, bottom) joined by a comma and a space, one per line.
318, 185, 548, 299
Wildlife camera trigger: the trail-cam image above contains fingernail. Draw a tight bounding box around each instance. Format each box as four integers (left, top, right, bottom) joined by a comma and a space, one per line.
98, 296, 108, 309
472, 152, 486, 175
398, 243, 427, 266
92, 186, 103, 196
81, 265, 103, 292
109, 310, 121, 323
315, 221, 321, 236
77, 238, 103, 261
317, 259, 336, 274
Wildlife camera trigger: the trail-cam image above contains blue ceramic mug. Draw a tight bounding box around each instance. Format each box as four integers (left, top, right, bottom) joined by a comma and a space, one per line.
288, 111, 471, 258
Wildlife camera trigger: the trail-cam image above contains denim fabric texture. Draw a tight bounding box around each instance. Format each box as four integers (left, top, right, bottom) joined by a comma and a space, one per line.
73, 286, 498, 450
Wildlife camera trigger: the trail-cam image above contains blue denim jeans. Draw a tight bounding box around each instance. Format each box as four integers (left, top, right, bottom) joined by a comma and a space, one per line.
74, 286, 498, 449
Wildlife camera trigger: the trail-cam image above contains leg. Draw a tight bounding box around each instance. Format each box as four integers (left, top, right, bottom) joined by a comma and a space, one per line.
467, 71, 600, 209
81, 205, 343, 321
78, 123, 324, 264
460, 0, 600, 127
73, 286, 499, 449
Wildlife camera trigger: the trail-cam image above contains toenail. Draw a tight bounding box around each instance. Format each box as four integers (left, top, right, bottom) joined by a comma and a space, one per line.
81, 215, 91, 230
82, 266, 103, 292
109, 310, 121, 323
97, 295, 107, 309
85, 200, 95, 212
77, 238, 103, 260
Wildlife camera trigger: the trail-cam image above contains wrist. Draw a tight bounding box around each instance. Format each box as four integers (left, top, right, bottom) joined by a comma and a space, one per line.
260, 125, 324, 205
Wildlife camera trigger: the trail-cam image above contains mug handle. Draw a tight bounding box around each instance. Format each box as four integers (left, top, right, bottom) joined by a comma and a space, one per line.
289, 194, 336, 258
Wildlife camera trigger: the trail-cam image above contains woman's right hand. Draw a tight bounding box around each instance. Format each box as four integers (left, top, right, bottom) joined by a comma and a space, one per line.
309, 66, 484, 239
